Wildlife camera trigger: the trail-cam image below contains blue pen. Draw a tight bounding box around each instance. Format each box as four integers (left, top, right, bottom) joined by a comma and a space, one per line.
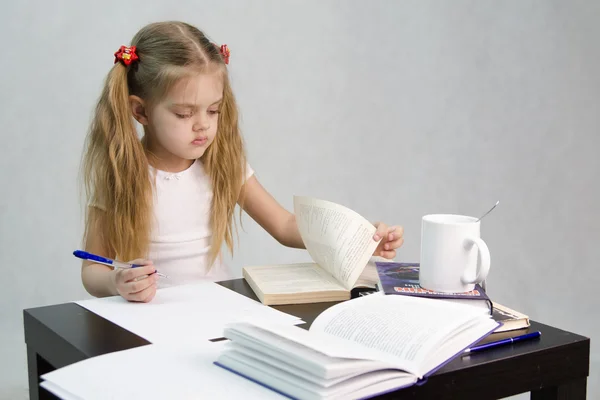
73, 250, 168, 278
464, 331, 541, 354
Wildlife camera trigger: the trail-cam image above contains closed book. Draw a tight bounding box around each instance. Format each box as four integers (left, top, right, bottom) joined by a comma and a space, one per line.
375, 262, 493, 314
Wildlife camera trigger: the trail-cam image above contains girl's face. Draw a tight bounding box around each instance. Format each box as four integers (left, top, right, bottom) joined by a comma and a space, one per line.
145, 70, 224, 169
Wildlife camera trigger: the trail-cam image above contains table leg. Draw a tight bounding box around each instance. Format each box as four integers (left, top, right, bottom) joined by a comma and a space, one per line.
530, 377, 587, 400
27, 345, 57, 400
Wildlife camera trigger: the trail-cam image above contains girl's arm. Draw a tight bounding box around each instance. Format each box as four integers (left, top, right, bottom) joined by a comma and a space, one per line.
240, 176, 305, 249
81, 208, 120, 297
81, 207, 157, 300
240, 176, 405, 258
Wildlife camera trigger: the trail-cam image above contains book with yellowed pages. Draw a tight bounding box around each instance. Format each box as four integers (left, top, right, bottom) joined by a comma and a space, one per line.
215, 293, 500, 399
243, 196, 382, 305
491, 302, 530, 333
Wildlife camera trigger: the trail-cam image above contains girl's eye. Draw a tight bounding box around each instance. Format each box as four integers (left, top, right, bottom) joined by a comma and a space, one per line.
208, 110, 221, 115
175, 113, 192, 119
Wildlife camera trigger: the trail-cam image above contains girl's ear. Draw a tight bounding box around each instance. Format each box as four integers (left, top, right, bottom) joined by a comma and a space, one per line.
129, 95, 149, 125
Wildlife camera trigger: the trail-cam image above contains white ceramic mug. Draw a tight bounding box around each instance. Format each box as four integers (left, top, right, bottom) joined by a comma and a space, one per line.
419, 214, 491, 293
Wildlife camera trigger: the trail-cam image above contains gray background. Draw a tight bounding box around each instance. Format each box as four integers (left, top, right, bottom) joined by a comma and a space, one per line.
1, 1, 598, 398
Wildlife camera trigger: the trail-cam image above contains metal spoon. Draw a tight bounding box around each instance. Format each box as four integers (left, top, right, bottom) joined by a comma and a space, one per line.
476, 200, 500, 222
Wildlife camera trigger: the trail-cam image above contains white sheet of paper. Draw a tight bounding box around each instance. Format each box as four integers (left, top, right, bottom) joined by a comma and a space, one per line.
40, 341, 285, 400
74, 282, 304, 343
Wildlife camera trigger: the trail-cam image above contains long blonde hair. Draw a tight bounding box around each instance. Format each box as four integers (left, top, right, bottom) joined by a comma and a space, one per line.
83, 21, 246, 265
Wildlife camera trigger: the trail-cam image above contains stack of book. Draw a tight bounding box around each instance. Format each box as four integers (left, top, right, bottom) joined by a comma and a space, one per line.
374, 261, 530, 334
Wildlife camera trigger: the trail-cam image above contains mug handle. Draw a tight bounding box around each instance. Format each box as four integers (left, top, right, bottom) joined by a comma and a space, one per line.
461, 237, 491, 284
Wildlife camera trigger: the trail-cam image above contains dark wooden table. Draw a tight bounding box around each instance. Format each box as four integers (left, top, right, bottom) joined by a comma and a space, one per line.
23, 279, 590, 400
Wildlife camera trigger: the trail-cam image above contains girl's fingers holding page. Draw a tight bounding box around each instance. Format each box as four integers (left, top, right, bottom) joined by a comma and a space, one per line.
373, 222, 389, 241
388, 226, 404, 241
384, 237, 405, 251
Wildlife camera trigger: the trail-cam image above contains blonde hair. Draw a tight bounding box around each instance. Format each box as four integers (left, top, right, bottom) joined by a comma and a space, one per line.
83, 21, 246, 266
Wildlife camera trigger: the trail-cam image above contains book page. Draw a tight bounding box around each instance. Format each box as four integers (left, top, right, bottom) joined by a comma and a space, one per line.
223, 321, 417, 375
309, 294, 495, 378
217, 347, 416, 400
244, 263, 347, 294
293, 196, 380, 289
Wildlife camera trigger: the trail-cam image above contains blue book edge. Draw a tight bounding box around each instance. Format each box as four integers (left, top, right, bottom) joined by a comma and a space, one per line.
422, 321, 502, 378
213, 361, 298, 399
214, 359, 417, 400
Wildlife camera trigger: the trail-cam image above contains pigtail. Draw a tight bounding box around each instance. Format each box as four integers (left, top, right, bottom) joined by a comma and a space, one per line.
83, 62, 152, 261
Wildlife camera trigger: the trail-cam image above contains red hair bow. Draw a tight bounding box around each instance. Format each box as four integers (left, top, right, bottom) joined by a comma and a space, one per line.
219, 44, 230, 65
114, 45, 139, 66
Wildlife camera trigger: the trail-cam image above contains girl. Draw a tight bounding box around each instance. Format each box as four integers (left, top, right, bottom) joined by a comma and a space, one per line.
81, 21, 404, 303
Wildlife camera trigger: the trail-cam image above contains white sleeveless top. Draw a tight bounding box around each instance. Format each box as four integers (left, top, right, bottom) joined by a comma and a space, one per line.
149, 160, 253, 288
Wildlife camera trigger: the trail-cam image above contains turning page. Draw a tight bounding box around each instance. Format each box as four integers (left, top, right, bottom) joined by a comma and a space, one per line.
293, 196, 379, 289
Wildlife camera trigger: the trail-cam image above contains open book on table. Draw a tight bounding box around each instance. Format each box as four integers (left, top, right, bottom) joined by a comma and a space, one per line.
215, 293, 500, 399
243, 196, 381, 305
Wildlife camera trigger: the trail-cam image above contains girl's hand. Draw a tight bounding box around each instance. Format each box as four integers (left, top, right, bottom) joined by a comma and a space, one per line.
112, 259, 158, 303
373, 222, 404, 259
